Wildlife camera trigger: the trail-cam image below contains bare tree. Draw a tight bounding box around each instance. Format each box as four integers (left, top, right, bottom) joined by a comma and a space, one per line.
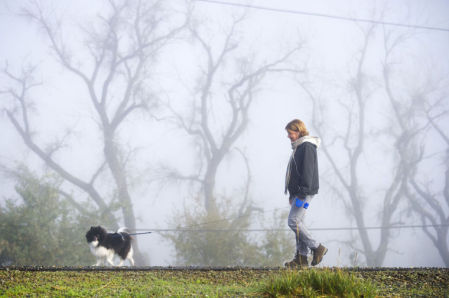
381, 27, 449, 266
415, 106, 449, 266
402, 101, 449, 266
297, 23, 412, 266
1, 0, 186, 264
167, 15, 301, 214
163, 13, 302, 265
297, 18, 448, 266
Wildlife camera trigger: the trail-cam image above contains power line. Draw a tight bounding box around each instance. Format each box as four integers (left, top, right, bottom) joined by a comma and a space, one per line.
134, 224, 449, 233
128, 207, 449, 233
195, 0, 449, 33
128, 205, 449, 233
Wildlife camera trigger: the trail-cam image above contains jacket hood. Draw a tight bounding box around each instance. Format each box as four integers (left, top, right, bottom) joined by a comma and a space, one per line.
291, 136, 321, 149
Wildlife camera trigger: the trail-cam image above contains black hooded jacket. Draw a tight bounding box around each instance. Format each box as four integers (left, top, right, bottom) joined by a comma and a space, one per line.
286, 141, 319, 199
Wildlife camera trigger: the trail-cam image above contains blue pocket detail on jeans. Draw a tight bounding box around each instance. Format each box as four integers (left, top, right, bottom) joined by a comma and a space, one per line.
295, 198, 304, 208
303, 202, 309, 209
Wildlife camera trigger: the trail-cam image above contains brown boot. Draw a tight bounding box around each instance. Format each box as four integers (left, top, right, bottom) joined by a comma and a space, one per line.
284, 252, 308, 269
299, 254, 309, 268
284, 252, 300, 268
311, 244, 328, 266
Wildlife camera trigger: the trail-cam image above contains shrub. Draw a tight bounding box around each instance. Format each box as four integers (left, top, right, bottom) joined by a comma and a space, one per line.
0, 168, 94, 266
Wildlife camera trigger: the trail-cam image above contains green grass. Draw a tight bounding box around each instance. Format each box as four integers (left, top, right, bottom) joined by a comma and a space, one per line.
0, 270, 262, 297
259, 268, 377, 297
1, 268, 448, 297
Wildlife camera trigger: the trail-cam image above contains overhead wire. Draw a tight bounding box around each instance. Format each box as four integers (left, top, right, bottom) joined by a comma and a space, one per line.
128, 205, 449, 233
126, 202, 449, 234
134, 224, 449, 233
195, 0, 449, 33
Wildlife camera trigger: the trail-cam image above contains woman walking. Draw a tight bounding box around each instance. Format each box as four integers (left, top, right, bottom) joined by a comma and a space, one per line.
284, 119, 327, 268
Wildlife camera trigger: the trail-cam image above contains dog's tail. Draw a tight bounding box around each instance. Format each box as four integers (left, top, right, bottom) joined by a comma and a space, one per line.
117, 227, 130, 234
117, 227, 133, 241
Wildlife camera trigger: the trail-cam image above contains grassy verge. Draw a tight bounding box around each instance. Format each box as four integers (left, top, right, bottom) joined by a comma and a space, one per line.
260, 269, 377, 297
1, 267, 448, 297
1, 269, 265, 297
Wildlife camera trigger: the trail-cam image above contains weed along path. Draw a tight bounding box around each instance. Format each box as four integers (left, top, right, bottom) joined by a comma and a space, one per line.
1, 266, 448, 296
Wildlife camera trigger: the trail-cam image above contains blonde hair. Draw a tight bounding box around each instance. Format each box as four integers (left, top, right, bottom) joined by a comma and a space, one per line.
285, 119, 309, 138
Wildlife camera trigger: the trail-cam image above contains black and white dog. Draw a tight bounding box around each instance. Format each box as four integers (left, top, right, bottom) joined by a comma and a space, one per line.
85, 226, 135, 266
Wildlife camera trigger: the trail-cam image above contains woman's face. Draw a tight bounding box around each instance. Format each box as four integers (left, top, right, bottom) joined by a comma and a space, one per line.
287, 129, 300, 142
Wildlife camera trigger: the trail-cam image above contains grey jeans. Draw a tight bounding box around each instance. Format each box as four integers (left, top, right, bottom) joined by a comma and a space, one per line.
288, 195, 318, 256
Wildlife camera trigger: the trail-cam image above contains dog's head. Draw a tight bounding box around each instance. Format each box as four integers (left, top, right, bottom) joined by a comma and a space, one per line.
85, 226, 107, 244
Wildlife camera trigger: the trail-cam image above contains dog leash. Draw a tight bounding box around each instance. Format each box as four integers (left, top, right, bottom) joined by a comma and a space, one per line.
128, 231, 152, 236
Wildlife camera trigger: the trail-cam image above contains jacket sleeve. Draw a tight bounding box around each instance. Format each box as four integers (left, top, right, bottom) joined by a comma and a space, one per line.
295, 143, 317, 197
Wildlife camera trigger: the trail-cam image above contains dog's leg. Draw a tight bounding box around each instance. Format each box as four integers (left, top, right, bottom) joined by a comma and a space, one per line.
106, 256, 115, 266
117, 259, 124, 266
105, 250, 116, 266
127, 247, 135, 266
128, 256, 135, 266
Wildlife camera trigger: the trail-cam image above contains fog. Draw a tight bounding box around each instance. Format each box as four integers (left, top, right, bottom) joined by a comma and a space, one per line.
1, 0, 448, 267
